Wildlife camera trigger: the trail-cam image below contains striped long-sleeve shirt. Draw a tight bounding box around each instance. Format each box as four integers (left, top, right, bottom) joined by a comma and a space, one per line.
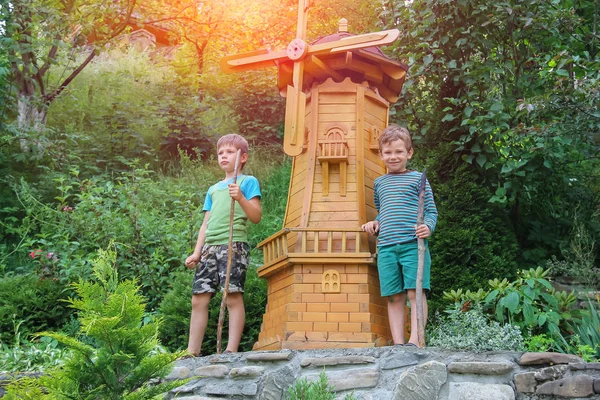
374, 170, 438, 247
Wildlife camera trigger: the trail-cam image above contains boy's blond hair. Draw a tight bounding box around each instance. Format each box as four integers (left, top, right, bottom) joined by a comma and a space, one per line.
378, 124, 412, 152
217, 133, 249, 154
217, 134, 249, 169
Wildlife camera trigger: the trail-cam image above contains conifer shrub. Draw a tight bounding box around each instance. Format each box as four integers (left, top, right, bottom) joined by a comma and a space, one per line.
4, 245, 184, 399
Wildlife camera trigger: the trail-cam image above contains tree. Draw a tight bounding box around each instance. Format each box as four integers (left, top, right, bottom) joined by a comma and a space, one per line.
2, 0, 138, 142
380, 0, 600, 262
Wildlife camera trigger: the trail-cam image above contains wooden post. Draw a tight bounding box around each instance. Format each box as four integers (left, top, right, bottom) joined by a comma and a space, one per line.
415, 169, 427, 348
216, 149, 242, 354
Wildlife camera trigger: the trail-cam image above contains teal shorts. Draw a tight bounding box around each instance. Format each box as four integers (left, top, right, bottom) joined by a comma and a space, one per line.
377, 240, 431, 297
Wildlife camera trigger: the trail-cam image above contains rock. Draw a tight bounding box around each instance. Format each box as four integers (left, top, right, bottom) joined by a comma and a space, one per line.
230, 366, 265, 378
171, 397, 218, 400
570, 362, 600, 371
204, 382, 258, 396
165, 366, 192, 380
594, 378, 600, 394
247, 351, 294, 362
536, 375, 595, 397
193, 364, 229, 378
447, 362, 514, 375
305, 368, 379, 392
519, 352, 584, 365
300, 355, 376, 367
514, 372, 537, 393
380, 350, 423, 370
448, 382, 515, 400
533, 364, 568, 381
392, 361, 447, 400
260, 365, 297, 400
166, 379, 205, 398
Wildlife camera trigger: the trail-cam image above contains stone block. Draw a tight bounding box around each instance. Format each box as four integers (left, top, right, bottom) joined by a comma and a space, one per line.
246, 351, 293, 362
204, 382, 258, 396
300, 355, 376, 367
519, 352, 584, 365
167, 379, 205, 397
448, 361, 514, 375
230, 366, 265, 378
165, 366, 192, 380
594, 378, 600, 394
260, 365, 297, 400
392, 361, 447, 400
194, 364, 228, 378
380, 351, 421, 370
571, 362, 600, 371
305, 368, 379, 392
448, 382, 515, 400
514, 372, 537, 393
536, 375, 595, 397
533, 364, 568, 381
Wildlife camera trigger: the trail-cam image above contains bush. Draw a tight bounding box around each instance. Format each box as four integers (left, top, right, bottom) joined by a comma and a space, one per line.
442, 267, 580, 338
425, 162, 519, 311
0, 336, 70, 373
0, 274, 72, 345
428, 307, 525, 352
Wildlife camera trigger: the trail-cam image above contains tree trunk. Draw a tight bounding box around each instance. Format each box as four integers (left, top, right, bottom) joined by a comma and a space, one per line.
17, 94, 48, 152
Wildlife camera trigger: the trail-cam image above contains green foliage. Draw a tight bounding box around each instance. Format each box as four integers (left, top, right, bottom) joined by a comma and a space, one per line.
555, 299, 600, 361
546, 218, 599, 289
443, 267, 580, 338
0, 336, 69, 373
157, 253, 267, 355
0, 274, 72, 345
286, 370, 357, 400
382, 0, 600, 266
525, 334, 558, 353
428, 307, 525, 352
484, 267, 579, 336
5, 162, 208, 308
426, 161, 519, 310
4, 244, 184, 399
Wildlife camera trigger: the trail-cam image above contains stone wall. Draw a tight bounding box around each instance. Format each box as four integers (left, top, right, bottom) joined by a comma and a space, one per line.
164, 347, 600, 400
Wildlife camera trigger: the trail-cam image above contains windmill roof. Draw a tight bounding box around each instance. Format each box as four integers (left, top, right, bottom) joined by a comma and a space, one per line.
277, 31, 408, 103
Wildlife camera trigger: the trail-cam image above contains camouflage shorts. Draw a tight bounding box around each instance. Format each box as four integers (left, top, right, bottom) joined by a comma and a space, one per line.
192, 242, 250, 295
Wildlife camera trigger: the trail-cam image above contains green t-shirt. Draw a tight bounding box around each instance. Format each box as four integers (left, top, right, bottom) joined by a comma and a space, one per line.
202, 175, 261, 245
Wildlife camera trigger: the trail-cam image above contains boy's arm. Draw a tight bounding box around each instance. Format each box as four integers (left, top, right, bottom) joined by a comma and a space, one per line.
185, 212, 210, 269
229, 180, 262, 224
230, 187, 262, 224
361, 220, 379, 235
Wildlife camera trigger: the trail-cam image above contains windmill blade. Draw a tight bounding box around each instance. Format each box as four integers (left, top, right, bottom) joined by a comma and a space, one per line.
220, 48, 289, 74
308, 29, 400, 56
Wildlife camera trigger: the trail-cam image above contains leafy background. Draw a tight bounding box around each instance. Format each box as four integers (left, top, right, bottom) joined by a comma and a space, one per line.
0, 0, 598, 369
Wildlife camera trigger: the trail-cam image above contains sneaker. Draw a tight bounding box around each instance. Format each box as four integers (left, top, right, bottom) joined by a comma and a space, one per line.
178, 353, 199, 360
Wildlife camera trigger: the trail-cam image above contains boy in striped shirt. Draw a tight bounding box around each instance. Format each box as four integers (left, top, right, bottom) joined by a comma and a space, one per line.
361, 125, 438, 347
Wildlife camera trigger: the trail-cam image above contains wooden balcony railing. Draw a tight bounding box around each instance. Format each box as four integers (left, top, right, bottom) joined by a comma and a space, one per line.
257, 227, 373, 271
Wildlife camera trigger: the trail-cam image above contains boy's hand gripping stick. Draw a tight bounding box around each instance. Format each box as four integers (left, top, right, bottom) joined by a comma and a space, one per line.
216, 149, 242, 354
416, 169, 427, 348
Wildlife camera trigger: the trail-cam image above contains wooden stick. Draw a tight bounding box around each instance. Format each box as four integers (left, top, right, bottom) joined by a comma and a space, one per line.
216, 149, 242, 354
415, 168, 427, 348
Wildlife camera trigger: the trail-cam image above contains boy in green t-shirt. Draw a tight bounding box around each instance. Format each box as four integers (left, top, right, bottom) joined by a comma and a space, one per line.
184, 134, 262, 356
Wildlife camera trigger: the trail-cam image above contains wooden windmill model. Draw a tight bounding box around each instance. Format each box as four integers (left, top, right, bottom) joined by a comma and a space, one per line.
221, 1, 408, 350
